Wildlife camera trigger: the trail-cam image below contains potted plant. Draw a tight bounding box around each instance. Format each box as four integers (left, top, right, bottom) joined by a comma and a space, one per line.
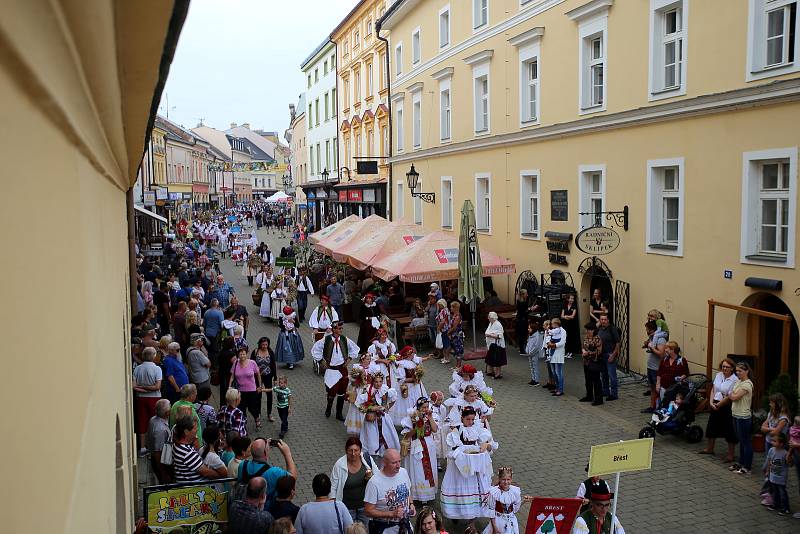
753, 373, 800, 452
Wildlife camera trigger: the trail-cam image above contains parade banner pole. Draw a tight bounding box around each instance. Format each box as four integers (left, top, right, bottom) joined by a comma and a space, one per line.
610, 470, 621, 534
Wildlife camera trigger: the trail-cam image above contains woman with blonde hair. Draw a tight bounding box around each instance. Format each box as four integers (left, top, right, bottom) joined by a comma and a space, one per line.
448, 301, 465, 368
185, 310, 202, 336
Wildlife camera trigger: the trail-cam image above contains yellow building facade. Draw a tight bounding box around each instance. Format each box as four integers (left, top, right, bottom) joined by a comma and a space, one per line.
380, 0, 800, 386
0, 1, 184, 531
152, 126, 168, 186
332, 0, 392, 218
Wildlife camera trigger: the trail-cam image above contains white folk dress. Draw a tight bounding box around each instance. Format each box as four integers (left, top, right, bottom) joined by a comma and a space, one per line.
449, 371, 493, 398
400, 412, 439, 502
255, 272, 273, 318
392, 358, 428, 421
482, 485, 522, 534
368, 340, 401, 387
440, 424, 497, 520
357, 385, 401, 457
431, 403, 450, 460
444, 397, 494, 432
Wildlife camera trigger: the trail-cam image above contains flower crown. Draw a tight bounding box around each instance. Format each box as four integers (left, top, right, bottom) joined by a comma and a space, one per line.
498, 466, 513, 478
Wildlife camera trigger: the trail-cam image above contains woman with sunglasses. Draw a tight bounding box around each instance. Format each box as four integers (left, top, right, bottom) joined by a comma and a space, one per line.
698, 358, 738, 462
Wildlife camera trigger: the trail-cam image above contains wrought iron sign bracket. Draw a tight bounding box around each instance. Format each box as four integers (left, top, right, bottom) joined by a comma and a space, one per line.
411, 191, 436, 204
578, 205, 629, 231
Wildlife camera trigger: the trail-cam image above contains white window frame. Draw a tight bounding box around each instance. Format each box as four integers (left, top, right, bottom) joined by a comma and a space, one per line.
578, 164, 606, 230
395, 99, 405, 152
511, 29, 543, 126
520, 170, 541, 240
467, 55, 492, 135
441, 176, 454, 228
412, 89, 422, 149
473, 0, 489, 31
395, 42, 404, 77
475, 173, 492, 233
367, 62, 374, 95
646, 158, 685, 256
575, 12, 609, 114
649, 0, 688, 100
440, 84, 452, 141
396, 182, 405, 219
747, 0, 800, 81
740, 147, 797, 267
412, 27, 421, 65
439, 5, 451, 49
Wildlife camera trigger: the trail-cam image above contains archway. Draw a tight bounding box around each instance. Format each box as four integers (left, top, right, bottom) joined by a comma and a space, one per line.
737, 292, 799, 392
578, 257, 614, 323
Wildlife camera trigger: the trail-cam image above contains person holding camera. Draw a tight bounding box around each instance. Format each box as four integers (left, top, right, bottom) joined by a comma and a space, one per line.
330, 437, 377, 524
237, 438, 298, 511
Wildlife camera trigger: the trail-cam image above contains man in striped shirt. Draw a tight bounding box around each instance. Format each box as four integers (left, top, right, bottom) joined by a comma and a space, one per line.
172, 415, 220, 482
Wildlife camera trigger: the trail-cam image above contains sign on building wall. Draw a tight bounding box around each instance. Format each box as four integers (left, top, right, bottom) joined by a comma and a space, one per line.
143, 480, 231, 532
143, 191, 156, 206
550, 190, 568, 221
575, 225, 621, 255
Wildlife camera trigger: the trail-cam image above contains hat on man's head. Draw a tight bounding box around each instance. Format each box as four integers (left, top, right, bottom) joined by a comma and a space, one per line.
588, 489, 615, 502
190, 333, 206, 344
320, 295, 330, 303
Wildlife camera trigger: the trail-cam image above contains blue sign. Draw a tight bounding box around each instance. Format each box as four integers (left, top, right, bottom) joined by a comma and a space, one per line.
227, 215, 237, 223
307, 191, 316, 199
230, 225, 242, 234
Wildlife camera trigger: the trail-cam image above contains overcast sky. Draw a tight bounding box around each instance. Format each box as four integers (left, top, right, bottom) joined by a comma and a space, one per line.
161, 0, 359, 136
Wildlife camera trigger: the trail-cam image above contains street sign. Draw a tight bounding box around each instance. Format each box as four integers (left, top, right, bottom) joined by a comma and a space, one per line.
275, 256, 296, 267
143, 191, 156, 206
588, 438, 653, 477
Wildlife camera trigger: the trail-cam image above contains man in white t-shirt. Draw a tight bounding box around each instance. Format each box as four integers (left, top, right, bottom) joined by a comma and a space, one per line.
133, 347, 162, 456
364, 448, 415, 534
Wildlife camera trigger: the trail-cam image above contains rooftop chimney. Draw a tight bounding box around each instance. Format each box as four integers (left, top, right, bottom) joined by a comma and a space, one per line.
230, 122, 238, 129
242, 123, 251, 129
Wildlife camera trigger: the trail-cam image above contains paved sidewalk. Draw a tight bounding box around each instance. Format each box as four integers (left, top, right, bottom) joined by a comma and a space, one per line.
139, 224, 799, 532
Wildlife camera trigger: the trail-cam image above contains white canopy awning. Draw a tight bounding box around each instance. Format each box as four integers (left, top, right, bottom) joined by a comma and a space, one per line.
134, 204, 167, 223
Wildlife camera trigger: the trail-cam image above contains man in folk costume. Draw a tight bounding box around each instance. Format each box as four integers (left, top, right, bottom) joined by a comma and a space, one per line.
312, 321, 360, 421
571, 490, 625, 534
357, 292, 381, 352
293, 265, 315, 323
308, 295, 339, 342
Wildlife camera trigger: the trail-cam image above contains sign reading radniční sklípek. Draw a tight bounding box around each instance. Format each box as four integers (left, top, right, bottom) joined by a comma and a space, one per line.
574, 225, 621, 255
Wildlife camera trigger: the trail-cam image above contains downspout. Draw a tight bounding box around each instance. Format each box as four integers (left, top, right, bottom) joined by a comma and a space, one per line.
376, 20, 392, 221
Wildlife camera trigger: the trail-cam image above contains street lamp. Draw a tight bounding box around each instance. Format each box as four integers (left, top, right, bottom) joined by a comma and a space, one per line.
406, 164, 435, 204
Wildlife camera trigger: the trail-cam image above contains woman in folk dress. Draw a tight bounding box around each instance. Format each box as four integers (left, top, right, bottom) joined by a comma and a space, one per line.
440, 407, 498, 522
356, 372, 400, 461
275, 306, 305, 370
255, 264, 273, 319
428, 390, 450, 464
368, 329, 400, 390
445, 385, 494, 432
269, 275, 289, 320
483, 467, 532, 534
400, 397, 439, 503
241, 247, 261, 286
357, 293, 381, 352
449, 364, 493, 398
392, 345, 429, 421
344, 353, 378, 435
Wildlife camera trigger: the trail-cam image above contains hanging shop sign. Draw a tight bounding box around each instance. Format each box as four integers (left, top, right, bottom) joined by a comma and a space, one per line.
575, 225, 621, 255
207, 161, 277, 172
155, 187, 169, 201
550, 190, 569, 221
363, 189, 376, 202
545, 232, 572, 266
348, 190, 362, 202
338, 190, 348, 202
143, 191, 156, 206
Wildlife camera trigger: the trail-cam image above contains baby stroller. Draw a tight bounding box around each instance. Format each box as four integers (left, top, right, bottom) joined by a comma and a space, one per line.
639, 373, 708, 443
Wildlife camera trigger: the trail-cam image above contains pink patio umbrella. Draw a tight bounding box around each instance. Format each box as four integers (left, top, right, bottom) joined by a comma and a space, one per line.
308, 214, 360, 245
371, 231, 515, 283
339, 219, 430, 271
314, 214, 386, 258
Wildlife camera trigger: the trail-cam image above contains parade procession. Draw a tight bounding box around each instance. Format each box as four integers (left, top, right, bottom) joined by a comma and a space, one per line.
8, 0, 800, 533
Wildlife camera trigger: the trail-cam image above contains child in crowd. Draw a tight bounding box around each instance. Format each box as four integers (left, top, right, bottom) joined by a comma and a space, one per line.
220, 430, 240, 466
654, 392, 683, 424
273, 375, 293, 439
194, 386, 216, 429
226, 435, 252, 479
763, 433, 790, 515
542, 320, 556, 390
268, 475, 300, 523
523, 319, 544, 386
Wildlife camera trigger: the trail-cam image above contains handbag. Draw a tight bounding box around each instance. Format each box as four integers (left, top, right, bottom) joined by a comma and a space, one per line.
231, 361, 239, 390
435, 332, 444, 349
160, 426, 175, 465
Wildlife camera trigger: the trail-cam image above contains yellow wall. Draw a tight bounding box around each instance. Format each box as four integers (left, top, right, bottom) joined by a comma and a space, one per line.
0, 1, 178, 531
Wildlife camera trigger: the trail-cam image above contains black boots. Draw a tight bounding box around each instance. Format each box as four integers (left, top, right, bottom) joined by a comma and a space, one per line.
335, 395, 346, 421
325, 396, 334, 418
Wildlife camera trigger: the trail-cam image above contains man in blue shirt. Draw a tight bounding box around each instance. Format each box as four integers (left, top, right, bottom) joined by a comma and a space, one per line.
203, 298, 225, 341
208, 274, 234, 309
162, 342, 189, 404
238, 439, 298, 511
326, 275, 345, 319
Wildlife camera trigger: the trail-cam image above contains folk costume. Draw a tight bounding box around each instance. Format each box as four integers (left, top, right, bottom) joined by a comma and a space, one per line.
311, 330, 359, 420
444, 396, 494, 431
483, 485, 523, 534
356, 381, 400, 458
357, 294, 381, 352
400, 399, 439, 502
344, 362, 374, 435
368, 336, 400, 388
308, 297, 339, 342
255, 269, 273, 318
449, 365, 493, 398
269, 276, 289, 320
275, 307, 305, 368
428, 391, 450, 461
572, 511, 624, 534
391, 347, 427, 421
440, 414, 497, 520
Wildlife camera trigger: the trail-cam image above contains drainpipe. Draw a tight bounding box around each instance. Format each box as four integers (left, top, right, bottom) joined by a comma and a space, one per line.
375, 20, 392, 221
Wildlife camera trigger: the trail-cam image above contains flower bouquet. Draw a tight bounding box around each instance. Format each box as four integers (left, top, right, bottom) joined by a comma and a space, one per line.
480, 391, 496, 407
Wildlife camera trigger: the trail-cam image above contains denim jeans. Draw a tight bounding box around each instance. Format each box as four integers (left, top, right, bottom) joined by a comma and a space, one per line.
296, 292, 309, 321
552, 363, 564, 393
601, 357, 618, 397
349, 507, 369, 525
733, 416, 753, 469
528, 354, 540, 382
277, 406, 289, 434
770, 482, 789, 511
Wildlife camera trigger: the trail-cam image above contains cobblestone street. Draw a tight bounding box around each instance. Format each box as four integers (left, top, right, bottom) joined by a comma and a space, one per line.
141, 225, 797, 533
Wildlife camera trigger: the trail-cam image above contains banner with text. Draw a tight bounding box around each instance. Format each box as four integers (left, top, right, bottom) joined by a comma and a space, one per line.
525, 497, 582, 534
143, 480, 232, 533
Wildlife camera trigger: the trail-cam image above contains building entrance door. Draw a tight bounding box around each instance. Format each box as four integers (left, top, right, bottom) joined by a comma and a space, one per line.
741, 293, 799, 394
